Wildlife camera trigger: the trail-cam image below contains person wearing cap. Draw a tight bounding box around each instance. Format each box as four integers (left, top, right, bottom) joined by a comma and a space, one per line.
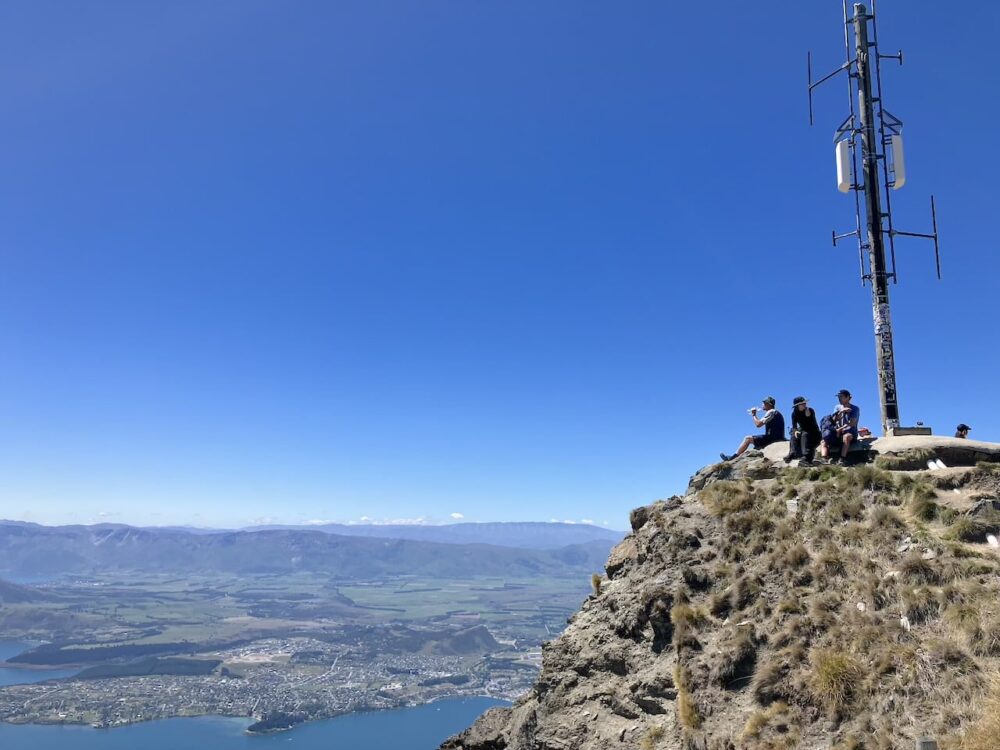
820, 389, 860, 465
955, 424, 971, 439
784, 396, 821, 464
720, 396, 786, 462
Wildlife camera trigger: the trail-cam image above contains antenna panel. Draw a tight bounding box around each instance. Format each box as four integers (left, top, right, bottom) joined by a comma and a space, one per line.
890, 134, 906, 189
836, 140, 852, 193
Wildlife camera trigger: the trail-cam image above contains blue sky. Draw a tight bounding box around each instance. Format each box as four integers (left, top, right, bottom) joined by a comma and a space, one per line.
1, 1, 997, 529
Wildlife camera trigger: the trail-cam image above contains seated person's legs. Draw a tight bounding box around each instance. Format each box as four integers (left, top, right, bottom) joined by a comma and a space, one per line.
840, 431, 854, 459
721, 435, 755, 462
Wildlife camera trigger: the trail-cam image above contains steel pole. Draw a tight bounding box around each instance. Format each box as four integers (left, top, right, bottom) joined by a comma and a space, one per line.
854, 3, 899, 434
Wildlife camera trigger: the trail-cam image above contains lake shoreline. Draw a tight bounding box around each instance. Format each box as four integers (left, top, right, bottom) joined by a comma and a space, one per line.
0, 696, 507, 750
0, 693, 510, 734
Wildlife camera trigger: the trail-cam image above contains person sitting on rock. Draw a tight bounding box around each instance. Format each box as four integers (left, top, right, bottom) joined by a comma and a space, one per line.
720, 396, 785, 462
955, 423, 971, 439
784, 396, 821, 465
820, 389, 860, 465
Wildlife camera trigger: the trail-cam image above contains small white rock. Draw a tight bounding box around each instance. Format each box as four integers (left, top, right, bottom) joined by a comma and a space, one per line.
953, 489, 962, 495
988, 535, 1000, 549
900, 616, 911, 632
921, 549, 937, 560
935, 459, 947, 469
856, 602, 866, 612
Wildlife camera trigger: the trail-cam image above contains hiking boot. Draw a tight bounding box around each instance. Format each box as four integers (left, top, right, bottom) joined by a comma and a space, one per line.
720, 453, 734, 462
783, 455, 795, 464
800, 458, 815, 466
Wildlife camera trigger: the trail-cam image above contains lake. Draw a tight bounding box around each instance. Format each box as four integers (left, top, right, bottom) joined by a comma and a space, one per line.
0, 641, 79, 687
0, 696, 504, 750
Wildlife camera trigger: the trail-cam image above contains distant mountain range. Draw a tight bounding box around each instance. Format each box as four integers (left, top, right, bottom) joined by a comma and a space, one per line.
245, 521, 624, 550
0, 520, 622, 580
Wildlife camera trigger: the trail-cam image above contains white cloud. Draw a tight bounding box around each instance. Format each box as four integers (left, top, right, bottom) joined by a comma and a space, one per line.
305, 519, 335, 526
359, 516, 371, 522
581, 519, 595, 525
549, 518, 559, 523
248, 517, 279, 526
377, 517, 426, 526
450, 512, 465, 520
602, 521, 610, 526
563, 520, 576, 525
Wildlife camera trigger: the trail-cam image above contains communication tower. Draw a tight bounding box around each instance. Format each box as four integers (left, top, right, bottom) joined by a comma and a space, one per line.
808, 1, 941, 436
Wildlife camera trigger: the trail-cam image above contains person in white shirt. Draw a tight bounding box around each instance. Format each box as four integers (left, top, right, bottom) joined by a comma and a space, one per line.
720, 396, 785, 462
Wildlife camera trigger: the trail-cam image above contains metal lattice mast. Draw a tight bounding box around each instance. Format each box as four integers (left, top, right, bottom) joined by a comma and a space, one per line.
853, 5, 898, 433
807, 1, 941, 436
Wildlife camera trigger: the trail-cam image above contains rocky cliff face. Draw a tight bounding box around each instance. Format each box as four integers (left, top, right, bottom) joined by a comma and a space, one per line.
442, 440, 1000, 750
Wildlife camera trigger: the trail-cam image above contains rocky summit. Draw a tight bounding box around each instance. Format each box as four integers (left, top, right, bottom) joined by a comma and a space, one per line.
441, 437, 1000, 750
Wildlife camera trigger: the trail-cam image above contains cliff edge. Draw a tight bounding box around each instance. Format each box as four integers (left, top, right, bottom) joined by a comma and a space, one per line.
442, 438, 1000, 750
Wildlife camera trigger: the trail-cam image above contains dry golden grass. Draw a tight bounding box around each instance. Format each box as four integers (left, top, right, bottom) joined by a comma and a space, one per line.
782, 543, 810, 568
840, 465, 895, 492
590, 573, 602, 596
956, 677, 1000, 750
674, 665, 701, 730
945, 515, 997, 543
701, 481, 755, 517
908, 483, 940, 521
638, 724, 665, 750
712, 627, 757, 689
869, 505, 904, 529
898, 553, 941, 585
902, 585, 940, 624
808, 648, 864, 715
741, 701, 797, 746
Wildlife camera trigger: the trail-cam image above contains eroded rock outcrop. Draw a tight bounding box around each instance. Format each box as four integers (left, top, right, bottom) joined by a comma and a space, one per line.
442, 442, 1000, 750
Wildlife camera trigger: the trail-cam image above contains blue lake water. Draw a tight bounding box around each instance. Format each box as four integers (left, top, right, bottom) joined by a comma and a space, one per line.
0, 696, 504, 750
0, 641, 80, 686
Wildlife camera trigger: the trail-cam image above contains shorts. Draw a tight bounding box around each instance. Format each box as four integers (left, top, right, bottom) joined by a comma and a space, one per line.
752, 434, 780, 450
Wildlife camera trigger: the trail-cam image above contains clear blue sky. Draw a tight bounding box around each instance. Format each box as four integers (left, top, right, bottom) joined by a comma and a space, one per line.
1, 1, 996, 529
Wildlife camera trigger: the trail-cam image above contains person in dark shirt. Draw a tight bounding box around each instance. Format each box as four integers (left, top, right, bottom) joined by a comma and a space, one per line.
820, 389, 860, 465
784, 396, 821, 465
955, 424, 971, 439
720, 396, 786, 461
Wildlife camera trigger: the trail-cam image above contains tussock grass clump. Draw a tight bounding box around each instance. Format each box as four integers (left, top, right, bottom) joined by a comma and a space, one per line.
899, 553, 941, 585
701, 481, 755, 517
782, 543, 810, 568
875, 447, 935, 471
730, 575, 761, 612
840, 465, 895, 492
807, 591, 842, 631
674, 665, 701, 729
671, 603, 705, 653
590, 573, 602, 596
907, 483, 940, 521
808, 648, 864, 716
638, 724, 665, 750
711, 627, 757, 690
969, 614, 1000, 657
901, 586, 940, 624
740, 702, 799, 747
945, 515, 999, 544
680, 565, 712, 592
869, 505, 904, 529
956, 677, 1000, 750
813, 543, 846, 578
